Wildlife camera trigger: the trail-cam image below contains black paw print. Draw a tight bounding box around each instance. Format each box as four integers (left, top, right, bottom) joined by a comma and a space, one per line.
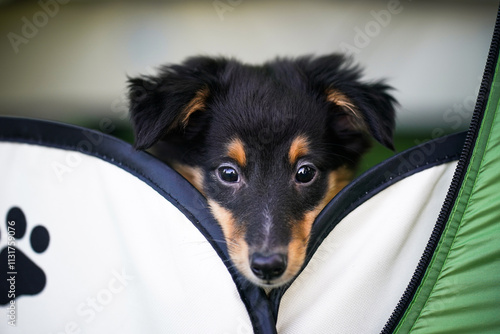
0, 207, 50, 305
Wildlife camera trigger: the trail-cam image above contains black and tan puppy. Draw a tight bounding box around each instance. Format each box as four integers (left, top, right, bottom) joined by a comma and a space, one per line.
128, 54, 396, 288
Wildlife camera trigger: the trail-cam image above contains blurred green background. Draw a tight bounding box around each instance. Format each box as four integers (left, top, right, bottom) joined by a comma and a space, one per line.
0, 0, 497, 173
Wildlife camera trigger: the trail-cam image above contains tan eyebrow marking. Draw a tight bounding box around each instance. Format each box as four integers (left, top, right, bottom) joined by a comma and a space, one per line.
227, 137, 247, 167
289, 135, 310, 165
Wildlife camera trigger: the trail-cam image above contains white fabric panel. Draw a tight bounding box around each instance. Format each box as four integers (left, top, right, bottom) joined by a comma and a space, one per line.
0, 143, 251, 333
277, 162, 457, 334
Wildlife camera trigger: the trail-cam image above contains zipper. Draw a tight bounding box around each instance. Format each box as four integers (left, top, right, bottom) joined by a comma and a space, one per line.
380, 7, 500, 333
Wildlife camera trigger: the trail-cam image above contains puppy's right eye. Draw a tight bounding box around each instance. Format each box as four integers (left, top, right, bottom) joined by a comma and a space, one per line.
295, 165, 316, 184
218, 166, 239, 183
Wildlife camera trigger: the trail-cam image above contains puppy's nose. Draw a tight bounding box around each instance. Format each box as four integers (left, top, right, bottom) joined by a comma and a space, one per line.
250, 253, 287, 280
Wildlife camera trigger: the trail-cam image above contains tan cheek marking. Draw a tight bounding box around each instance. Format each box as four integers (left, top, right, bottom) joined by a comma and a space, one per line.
289, 135, 310, 165
287, 166, 355, 278
320, 166, 355, 209
171, 163, 205, 194
326, 88, 367, 132
287, 210, 317, 279
207, 200, 250, 278
227, 138, 247, 167
208, 200, 239, 241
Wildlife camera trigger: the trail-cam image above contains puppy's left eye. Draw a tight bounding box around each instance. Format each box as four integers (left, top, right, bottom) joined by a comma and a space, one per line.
295, 165, 316, 184
218, 166, 239, 183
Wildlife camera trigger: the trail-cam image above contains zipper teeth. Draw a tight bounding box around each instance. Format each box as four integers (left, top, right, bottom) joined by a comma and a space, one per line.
381, 8, 500, 334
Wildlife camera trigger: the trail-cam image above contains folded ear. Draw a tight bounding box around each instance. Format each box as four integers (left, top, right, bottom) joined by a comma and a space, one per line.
298, 54, 397, 151
128, 57, 227, 150
325, 81, 397, 150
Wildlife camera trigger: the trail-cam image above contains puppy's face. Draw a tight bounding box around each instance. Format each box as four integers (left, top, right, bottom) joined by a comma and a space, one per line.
201, 135, 354, 288
128, 55, 396, 288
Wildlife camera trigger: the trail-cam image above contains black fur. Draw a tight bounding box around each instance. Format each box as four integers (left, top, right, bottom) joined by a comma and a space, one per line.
128, 54, 397, 287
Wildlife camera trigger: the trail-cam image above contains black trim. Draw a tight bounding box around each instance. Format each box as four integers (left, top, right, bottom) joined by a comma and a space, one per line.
0, 116, 468, 332
0, 116, 277, 334
381, 7, 500, 333
269, 131, 466, 319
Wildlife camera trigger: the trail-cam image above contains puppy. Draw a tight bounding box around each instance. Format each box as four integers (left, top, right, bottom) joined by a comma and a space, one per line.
128, 54, 396, 288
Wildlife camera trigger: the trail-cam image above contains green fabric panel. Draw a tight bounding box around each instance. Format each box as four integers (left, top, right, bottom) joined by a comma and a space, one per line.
395, 56, 500, 332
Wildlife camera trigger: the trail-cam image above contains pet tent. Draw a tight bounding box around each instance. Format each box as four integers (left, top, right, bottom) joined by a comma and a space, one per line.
1, 11, 499, 334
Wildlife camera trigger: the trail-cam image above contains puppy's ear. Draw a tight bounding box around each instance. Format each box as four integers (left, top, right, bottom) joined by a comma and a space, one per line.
325, 81, 396, 151
299, 54, 397, 151
128, 57, 226, 150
